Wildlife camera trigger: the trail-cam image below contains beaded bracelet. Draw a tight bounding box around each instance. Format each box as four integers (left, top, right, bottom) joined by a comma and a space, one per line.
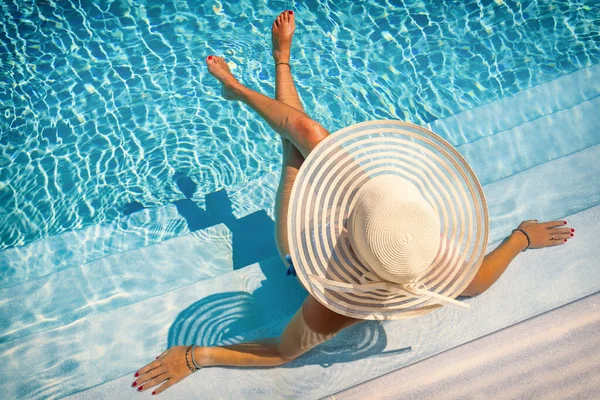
275, 62, 292, 70
512, 228, 531, 252
184, 345, 199, 373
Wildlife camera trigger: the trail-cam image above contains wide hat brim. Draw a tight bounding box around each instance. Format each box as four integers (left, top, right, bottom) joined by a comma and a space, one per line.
287, 120, 489, 320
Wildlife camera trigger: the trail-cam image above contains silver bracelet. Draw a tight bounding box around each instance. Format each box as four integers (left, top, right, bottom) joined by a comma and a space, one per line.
190, 345, 202, 370
512, 228, 531, 252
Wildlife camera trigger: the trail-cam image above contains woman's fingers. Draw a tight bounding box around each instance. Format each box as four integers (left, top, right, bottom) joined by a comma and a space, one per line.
133, 365, 165, 386
550, 227, 574, 240
547, 238, 568, 246
541, 220, 567, 228
137, 348, 172, 376
135, 359, 162, 377
152, 376, 180, 396
136, 372, 169, 392
549, 227, 574, 242
548, 228, 575, 242
550, 233, 570, 241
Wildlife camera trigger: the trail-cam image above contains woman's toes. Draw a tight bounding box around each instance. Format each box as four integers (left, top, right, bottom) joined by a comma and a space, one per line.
206, 55, 216, 64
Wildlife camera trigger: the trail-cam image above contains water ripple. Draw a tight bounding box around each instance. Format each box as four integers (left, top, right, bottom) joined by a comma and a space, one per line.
0, 0, 599, 250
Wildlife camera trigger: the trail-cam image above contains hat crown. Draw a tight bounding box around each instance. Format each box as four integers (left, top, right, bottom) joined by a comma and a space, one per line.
348, 175, 441, 284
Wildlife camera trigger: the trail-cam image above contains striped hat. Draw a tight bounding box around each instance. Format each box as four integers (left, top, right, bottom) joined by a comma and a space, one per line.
287, 120, 488, 320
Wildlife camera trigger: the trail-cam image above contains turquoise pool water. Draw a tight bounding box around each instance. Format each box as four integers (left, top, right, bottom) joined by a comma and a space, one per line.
1, 0, 598, 251
1, 1, 600, 399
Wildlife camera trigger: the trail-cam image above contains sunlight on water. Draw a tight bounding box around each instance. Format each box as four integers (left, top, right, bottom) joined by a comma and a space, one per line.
0, 2, 598, 399
0, 0, 598, 253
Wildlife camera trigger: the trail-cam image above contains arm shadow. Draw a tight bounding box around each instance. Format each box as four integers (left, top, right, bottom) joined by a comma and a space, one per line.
126, 172, 408, 369
166, 255, 409, 369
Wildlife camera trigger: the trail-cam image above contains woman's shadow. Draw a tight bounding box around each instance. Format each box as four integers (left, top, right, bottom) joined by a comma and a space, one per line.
165, 258, 410, 368
125, 171, 280, 269
125, 172, 410, 368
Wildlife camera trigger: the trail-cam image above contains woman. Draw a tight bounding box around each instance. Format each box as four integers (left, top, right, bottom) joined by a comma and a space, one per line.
131, 11, 574, 395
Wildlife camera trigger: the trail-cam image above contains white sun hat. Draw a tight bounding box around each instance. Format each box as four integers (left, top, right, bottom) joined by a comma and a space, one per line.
287, 120, 488, 320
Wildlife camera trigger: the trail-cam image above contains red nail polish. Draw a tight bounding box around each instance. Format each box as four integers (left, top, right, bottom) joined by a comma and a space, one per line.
152, 391, 156, 395
155, 356, 159, 359
134, 372, 139, 377
208, 55, 213, 60
564, 239, 567, 242
132, 382, 137, 387
288, 10, 293, 14
138, 386, 144, 391
570, 233, 574, 236
564, 221, 567, 224
571, 229, 575, 232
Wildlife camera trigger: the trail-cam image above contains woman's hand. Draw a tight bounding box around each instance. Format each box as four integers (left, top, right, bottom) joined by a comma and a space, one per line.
131, 346, 200, 395
514, 219, 574, 250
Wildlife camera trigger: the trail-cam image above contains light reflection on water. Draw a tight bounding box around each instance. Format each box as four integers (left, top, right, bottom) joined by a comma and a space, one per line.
0, 224, 235, 344
0, 2, 599, 396
0, 0, 598, 250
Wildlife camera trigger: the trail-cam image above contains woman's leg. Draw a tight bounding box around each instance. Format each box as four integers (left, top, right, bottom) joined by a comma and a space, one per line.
272, 11, 304, 112
205, 57, 329, 159
271, 11, 306, 260
206, 11, 330, 259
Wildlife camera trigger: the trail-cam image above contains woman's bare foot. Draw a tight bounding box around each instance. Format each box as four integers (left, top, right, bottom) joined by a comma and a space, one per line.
206, 56, 242, 100
272, 10, 296, 63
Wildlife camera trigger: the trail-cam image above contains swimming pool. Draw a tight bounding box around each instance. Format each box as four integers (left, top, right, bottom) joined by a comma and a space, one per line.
1, 0, 598, 251
1, 0, 599, 399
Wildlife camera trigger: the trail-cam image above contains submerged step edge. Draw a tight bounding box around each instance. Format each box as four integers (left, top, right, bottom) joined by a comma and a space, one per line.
0, 205, 190, 289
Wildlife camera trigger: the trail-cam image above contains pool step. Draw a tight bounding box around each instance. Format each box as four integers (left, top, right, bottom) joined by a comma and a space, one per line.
333, 292, 600, 400
66, 202, 600, 400
0, 170, 285, 343
429, 63, 600, 147
0, 256, 308, 400
455, 95, 600, 186
0, 224, 233, 343
0, 171, 279, 291
435, 63, 600, 186
0, 204, 190, 289
0, 191, 286, 343
3, 136, 600, 399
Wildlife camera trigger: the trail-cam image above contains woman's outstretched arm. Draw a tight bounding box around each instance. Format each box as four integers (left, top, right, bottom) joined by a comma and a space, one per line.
461, 219, 573, 297
132, 297, 358, 395
132, 324, 302, 394
131, 340, 287, 395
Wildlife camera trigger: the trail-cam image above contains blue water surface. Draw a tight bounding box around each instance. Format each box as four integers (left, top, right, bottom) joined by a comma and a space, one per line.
0, 0, 598, 250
